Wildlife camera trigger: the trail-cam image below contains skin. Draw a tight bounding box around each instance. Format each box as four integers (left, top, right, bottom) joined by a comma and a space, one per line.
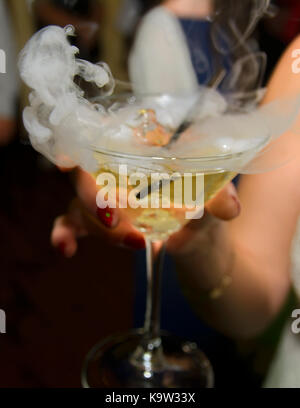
171, 36, 300, 338
163, 0, 213, 18
51, 16, 300, 338
51, 170, 240, 255
0, 118, 16, 146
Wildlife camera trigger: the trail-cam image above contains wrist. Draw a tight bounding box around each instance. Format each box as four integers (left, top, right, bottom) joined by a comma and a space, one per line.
172, 221, 233, 290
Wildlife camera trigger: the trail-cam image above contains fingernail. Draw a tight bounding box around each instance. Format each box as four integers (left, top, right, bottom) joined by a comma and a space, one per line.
123, 234, 145, 250
96, 207, 117, 228
231, 194, 241, 215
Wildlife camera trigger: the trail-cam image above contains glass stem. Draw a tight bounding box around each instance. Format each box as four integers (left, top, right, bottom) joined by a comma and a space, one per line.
130, 239, 166, 371
143, 239, 166, 341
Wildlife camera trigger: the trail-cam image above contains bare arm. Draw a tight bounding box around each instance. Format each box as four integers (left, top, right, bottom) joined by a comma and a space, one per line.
170, 37, 300, 339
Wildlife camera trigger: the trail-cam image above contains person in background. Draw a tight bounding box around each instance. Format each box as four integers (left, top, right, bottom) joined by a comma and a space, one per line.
129, 0, 214, 93
0, 0, 18, 146
129, 0, 263, 97
33, 0, 103, 61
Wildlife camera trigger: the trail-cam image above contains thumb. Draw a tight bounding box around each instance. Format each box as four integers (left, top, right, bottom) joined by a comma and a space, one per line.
206, 182, 241, 220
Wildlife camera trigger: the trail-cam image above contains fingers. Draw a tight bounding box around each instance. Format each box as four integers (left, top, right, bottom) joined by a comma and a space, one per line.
51, 200, 145, 258
96, 207, 119, 228
75, 168, 99, 214
166, 183, 241, 255
51, 198, 89, 257
52, 169, 240, 258
95, 182, 240, 255
51, 215, 83, 258
76, 168, 145, 249
93, 208, 145, 250
206, 182, 241, 220
53, 167, 146, 256
57, 166, 75, 172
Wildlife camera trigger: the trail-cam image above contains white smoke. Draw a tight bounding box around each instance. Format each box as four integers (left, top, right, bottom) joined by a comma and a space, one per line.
19, 25, 300, 175
19, 25, 115, 171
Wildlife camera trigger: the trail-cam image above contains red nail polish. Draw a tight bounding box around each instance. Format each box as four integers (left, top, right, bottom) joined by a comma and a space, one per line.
123, 234, 145, 250
57, 242, 67, 256
96, 207, 117, 228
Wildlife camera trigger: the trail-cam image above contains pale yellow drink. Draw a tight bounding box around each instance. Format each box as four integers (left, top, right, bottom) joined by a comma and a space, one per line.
93, 155, 235, 240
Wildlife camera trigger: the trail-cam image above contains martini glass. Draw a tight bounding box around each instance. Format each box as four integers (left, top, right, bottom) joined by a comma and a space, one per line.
81, 92, 268, 388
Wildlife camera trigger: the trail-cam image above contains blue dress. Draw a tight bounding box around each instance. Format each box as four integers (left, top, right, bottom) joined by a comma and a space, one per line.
178, 18, 232, 88
179, 18, 219, 85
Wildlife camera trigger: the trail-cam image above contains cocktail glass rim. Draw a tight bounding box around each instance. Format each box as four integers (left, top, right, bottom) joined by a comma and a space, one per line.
90, 134, 270, 170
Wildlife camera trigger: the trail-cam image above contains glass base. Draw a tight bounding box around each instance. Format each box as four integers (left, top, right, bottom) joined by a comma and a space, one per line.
82, 329, 214, 388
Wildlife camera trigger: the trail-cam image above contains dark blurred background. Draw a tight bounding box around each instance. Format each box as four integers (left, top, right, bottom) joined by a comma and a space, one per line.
0, 0, 299, 387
